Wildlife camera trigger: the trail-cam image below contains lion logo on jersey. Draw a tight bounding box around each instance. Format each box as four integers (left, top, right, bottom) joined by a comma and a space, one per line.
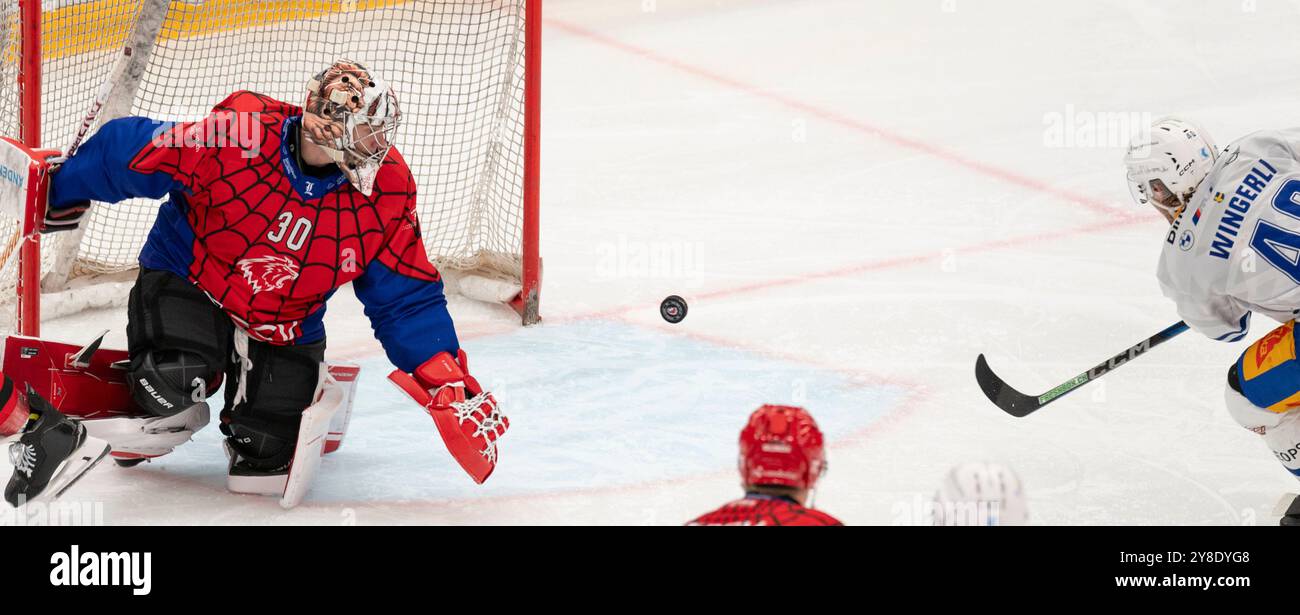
238, 255, 300, 294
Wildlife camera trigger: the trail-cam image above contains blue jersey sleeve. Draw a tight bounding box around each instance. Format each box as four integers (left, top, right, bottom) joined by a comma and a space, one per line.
352, 259, 460, 373
48, 116, 189, 209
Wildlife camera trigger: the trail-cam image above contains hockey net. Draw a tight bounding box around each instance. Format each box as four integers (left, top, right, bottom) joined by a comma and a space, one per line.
0, 0, 540, 336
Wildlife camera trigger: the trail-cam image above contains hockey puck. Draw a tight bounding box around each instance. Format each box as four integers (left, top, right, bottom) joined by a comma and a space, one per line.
660, 295, 688, 323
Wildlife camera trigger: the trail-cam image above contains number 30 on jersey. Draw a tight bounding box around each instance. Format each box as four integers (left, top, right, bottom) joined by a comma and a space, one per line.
267, 212, 313, 251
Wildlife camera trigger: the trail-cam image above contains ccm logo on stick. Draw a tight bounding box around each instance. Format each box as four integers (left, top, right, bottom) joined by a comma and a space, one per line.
49, 545, 152, 596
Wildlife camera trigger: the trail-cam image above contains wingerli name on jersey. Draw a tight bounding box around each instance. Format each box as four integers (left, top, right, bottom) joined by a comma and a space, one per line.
1210, 159, 1278, 259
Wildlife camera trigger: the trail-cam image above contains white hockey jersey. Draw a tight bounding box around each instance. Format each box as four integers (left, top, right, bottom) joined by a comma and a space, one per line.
1158, 128, 1300, 343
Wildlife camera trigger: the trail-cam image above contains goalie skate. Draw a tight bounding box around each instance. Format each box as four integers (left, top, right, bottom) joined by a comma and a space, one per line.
5, 394, 109, 507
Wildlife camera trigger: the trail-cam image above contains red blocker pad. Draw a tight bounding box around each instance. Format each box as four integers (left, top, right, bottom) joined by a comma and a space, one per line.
0, 136, 59, 221
3, 335, 136, 421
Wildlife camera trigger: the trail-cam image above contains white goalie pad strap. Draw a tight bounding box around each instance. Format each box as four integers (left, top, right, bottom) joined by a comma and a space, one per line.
81, 403, 210, 458
231, 329, 254, 407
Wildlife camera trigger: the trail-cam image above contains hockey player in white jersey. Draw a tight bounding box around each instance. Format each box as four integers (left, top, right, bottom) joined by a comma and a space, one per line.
1125, 117, 1300, 524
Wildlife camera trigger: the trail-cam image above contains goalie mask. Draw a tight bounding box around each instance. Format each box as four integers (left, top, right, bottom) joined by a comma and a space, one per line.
303, 59, 400, 196
1123, 117, 1218, 224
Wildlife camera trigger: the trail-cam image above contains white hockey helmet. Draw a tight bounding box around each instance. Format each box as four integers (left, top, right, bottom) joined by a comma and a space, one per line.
1123, 117, 1218, 223
303, 59, 401, 196
931, 462, 1029, 526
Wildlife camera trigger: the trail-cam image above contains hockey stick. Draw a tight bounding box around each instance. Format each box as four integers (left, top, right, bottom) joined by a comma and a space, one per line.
50, 0, 170, 163
40, 0, 169, 298
974, 321, 1189, 417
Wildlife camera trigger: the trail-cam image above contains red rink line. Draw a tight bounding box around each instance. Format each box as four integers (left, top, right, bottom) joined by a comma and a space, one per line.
546, 18, 1119, 218
290, 319, 933, 517
212, 25, 1160, 518
556, 211, 1151, 325
111, 213, 1151, 520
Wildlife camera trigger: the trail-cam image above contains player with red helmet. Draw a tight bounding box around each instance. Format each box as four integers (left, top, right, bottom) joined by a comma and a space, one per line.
688, 404, 842, 526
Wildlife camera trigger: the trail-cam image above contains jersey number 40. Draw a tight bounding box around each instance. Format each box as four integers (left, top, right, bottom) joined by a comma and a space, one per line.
1251, 179, 1300, 284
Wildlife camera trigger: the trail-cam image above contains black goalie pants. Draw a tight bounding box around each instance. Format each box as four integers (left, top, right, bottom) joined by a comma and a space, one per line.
125, 267, 325, 470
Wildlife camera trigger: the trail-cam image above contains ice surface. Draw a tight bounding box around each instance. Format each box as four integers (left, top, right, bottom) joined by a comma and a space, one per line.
8, 0, 1300, 524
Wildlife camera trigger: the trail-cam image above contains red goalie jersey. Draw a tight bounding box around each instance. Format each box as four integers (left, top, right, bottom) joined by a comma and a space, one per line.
49, 91, 459, 372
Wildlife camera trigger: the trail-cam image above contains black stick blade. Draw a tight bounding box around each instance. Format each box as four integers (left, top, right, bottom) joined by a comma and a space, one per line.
974, 354, 1041, 418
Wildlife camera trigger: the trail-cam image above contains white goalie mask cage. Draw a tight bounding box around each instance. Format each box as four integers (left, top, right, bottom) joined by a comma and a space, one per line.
304, 59, 402, 196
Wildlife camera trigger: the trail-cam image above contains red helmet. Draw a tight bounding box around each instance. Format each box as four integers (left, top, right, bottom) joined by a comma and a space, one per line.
738, 405, 827, 490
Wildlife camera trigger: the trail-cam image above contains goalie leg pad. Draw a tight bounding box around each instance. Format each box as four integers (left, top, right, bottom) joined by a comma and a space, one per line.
126, 268, 232, 416
128, 350, 218, 417
323, 363, 360, 454
279, 372, 346, 508
82, 402, 210, 459
219, 335, 324, 470
220, 415, 296, 471
226, 368, 346, 508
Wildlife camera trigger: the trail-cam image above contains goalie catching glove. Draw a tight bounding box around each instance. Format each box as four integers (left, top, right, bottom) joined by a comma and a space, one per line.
389, 350, 508, 484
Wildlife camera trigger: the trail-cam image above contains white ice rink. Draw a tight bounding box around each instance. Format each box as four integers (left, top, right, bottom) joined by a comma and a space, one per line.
11, 0, 1300, 525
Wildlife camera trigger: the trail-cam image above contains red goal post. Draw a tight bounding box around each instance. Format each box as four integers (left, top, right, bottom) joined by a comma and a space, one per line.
1, 0, 541, 337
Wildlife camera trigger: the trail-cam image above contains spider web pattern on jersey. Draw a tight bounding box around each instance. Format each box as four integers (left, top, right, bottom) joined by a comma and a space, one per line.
690, 498, 843, 526
127, 91, 440, 343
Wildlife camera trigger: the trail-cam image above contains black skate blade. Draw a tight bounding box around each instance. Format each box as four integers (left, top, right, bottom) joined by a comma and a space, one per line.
48, 438, 111, 501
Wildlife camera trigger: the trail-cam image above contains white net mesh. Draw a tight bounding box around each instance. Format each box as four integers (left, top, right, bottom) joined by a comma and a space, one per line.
0, 0, 531, 331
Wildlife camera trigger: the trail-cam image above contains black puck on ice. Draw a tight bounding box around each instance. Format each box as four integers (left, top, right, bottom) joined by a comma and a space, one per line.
660, 295, 688, 323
